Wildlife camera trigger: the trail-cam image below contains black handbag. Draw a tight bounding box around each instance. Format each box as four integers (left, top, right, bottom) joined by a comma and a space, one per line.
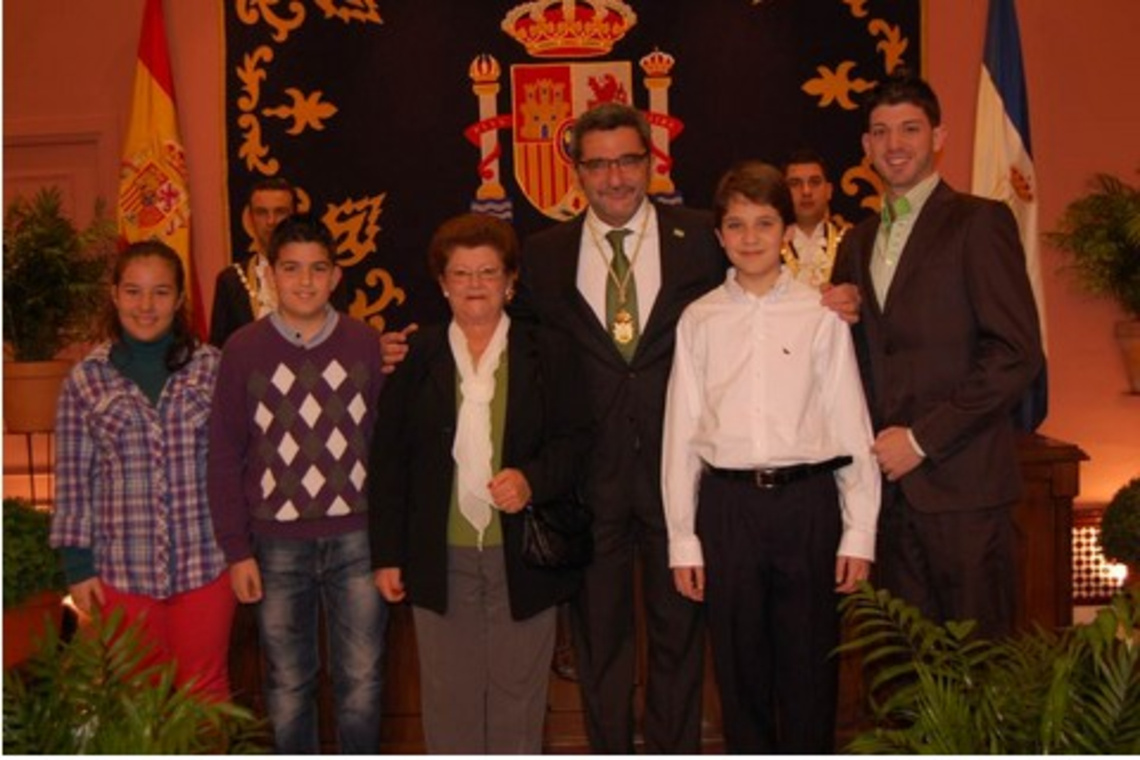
520, 495, 593, 569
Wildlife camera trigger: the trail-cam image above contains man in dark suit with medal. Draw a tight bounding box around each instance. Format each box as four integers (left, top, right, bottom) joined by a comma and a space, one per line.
514, 103, 725, 753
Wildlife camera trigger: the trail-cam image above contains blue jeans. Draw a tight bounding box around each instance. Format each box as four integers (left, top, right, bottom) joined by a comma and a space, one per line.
254, 530, 388, 754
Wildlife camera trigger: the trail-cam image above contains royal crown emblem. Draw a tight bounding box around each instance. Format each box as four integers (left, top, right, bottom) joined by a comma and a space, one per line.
502, 0, 637, 58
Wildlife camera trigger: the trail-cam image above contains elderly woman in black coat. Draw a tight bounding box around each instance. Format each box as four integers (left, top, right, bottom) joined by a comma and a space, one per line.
368, 213, 592, 754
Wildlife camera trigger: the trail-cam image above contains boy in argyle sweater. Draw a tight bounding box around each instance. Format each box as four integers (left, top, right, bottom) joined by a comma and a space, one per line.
208, 215, 387, 753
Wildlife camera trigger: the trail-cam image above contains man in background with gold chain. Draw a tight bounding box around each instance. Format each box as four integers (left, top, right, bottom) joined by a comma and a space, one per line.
209, 178, 296, 347
783, 149, 849, 290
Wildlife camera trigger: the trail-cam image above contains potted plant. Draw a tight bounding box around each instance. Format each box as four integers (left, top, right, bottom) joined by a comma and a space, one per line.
839, 583, 1140, 754
2, 186, 114, 432
2, 497, 67, 668
1046, 172, 1140, 393
1100, 476, 1140, 590
3, 607, 268, 753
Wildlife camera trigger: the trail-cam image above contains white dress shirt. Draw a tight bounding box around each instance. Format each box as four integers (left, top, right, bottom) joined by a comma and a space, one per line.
661, 268, 880, 568
577, 199, 661, 329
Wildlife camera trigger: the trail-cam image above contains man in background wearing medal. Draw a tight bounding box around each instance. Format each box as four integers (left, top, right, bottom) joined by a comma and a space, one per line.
209, 178, 297, 347
783, 149, 850, 290
514, 103, 725, 754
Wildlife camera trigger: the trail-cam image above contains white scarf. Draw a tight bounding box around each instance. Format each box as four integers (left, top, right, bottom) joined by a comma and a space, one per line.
449, 314, 510, 548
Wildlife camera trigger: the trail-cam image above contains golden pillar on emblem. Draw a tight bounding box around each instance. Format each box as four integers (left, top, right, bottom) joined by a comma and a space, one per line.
639, 48, 676, 197
469, 54, 506, 201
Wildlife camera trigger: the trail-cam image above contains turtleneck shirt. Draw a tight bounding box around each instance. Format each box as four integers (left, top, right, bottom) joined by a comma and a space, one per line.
110, 331, 174, 404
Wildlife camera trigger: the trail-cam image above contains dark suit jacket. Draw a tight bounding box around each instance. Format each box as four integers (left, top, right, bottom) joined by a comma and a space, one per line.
368, 321, 594, 621
514, 203, 725, 527
833, 181, 1044, 513
209, 264, 255, 348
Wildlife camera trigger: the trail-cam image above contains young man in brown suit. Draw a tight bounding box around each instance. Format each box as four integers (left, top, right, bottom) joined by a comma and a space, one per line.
832, 71, 1044, 638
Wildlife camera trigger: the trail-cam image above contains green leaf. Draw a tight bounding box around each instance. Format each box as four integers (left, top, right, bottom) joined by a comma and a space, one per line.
841, 584, 1140, 754
2, 187, 115, 360
3, 608, 269, 753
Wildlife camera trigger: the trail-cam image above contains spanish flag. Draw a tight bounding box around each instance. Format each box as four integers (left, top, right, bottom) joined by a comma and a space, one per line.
118, 0, 204, 336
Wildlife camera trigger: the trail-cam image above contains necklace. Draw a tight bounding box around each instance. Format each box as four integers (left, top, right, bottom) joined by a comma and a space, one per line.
234, 260, 254, 295
783, 219, 847, 287
587, 206, 651, 308
233, 260, 258, 307
819, 220, 846, 284
234, 255, 276, 317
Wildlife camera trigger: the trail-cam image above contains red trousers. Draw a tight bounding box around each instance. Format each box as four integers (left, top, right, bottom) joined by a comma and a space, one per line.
102, 573, 236, 701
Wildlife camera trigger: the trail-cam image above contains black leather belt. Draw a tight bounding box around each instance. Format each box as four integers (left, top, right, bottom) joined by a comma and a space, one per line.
705, 456, 854, 490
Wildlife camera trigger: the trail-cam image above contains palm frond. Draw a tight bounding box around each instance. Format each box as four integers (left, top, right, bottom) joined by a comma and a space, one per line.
841, 584, 1140, 755
3, 607, 269, 753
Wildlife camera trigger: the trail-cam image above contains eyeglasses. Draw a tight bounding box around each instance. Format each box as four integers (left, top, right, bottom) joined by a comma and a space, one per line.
444, 266, 504, 283
577, 152, 649, 175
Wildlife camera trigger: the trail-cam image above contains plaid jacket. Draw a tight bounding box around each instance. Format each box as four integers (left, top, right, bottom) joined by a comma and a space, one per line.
51, 342, 227, 598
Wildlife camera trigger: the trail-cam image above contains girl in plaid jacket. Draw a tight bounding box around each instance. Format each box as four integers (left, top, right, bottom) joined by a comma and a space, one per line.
51, 240, 234, 699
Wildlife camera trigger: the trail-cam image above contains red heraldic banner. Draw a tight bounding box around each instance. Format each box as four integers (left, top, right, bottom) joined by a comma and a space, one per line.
118, 0, 202, 336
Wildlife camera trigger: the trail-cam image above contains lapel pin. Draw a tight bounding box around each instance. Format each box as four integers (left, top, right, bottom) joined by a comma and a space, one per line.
672, 228, 685, 238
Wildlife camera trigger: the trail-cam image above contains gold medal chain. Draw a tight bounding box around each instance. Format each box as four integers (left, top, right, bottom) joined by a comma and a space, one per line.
587, 208, 650, 307
234, 260, 259, 302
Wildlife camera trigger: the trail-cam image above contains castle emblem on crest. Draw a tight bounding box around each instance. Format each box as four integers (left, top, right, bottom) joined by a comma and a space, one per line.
466, 0, 684, 220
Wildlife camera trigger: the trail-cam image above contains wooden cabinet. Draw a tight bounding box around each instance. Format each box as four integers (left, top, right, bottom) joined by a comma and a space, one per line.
1010, 433, 1085, 631
229, 433, 1084, 752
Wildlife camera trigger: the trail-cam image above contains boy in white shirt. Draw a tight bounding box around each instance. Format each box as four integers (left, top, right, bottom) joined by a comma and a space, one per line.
661, 161, 880, 753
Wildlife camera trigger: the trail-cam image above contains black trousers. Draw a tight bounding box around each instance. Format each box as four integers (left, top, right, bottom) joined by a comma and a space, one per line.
570, 461, 705, 754
877, 485, 1016, 639
698, 469, 842, 754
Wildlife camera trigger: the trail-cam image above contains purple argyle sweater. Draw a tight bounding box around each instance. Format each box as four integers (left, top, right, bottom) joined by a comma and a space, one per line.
208, 313, 383, 563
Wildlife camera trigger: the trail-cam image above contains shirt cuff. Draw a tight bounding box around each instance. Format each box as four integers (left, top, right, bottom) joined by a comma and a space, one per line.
220, 536, 253, 565
668, 535, 704, 568
906, 428, 927, 459
838, 528, 876, 562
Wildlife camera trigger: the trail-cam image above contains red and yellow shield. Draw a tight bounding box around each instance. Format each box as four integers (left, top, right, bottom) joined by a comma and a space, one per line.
510, 61, 632, 219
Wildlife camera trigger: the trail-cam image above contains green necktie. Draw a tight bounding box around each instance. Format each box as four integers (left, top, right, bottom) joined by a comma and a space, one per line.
605, 228, 638, 361
873, 195, 913, 305
881, 195, 912, 237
